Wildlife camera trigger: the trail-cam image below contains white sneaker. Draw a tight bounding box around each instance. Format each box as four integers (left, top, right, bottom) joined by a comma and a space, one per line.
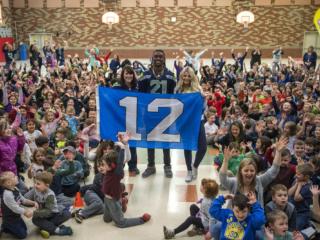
192, 166, 198, 180
185, 171, 193, 183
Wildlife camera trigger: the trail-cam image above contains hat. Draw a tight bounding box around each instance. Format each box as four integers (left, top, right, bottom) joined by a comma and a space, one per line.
62, 146, 76, 154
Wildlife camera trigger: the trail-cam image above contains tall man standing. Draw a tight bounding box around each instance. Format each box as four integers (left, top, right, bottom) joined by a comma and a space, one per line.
138, 49, 176, 178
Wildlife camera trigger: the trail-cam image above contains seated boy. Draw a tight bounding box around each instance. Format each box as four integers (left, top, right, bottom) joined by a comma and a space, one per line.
264, 209, 304, 240
291, 140, 304, 165
24, 171, 72, 238
204, 112, 218, 145
51, 146, 83, 197
288, 163, 313, 230
209, 192, 265, 240
214, 142, 245, 176
265, 184, 297, 231
0, 171, 36, 239
310, 155, 320, 187
264, 148, 296, 203
74, 160, 105, 223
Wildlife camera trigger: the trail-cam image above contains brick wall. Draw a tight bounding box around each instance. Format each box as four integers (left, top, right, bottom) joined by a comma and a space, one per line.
3, 3, 317, 57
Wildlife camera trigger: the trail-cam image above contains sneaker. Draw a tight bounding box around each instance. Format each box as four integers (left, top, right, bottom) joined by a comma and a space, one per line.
185, 171, 193, 183
163, 226, 175, 239
164, 165, 173, 178
40, 230, 50, 239
192, 166, 198, 180
187, 227, 203, 237
75, 212, 84, 224
141, 213, 151, 222
71, 208, 81, 218
142, 167, 156, 178
57, 226, 73, 236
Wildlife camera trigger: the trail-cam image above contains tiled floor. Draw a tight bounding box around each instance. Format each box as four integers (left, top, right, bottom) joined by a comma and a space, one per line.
1, 148, 220, 240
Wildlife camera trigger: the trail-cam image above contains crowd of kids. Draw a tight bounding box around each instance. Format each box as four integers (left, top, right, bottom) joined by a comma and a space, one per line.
0, 41, 319, 240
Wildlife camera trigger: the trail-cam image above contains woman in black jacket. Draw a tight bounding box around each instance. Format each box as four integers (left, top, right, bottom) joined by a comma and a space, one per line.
112, 65, 140, 175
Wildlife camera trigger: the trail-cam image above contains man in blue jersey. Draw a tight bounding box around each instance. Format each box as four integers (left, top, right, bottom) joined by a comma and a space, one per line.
138, 49, 176, 178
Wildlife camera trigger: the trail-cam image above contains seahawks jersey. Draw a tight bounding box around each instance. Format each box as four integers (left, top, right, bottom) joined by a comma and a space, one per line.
138, 68, 176, 94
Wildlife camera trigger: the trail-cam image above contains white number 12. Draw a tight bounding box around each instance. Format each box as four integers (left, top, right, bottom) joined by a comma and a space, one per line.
119, 97, 183, 142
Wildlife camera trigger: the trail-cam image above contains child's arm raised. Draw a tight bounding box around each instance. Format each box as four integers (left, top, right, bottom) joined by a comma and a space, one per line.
293, 182, 304, 202
247, 191, 266, 230
219, 147, 237, 190
209, 194, 233, 222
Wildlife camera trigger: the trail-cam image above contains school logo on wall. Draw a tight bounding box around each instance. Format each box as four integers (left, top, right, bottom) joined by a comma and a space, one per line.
224, 221, 245, 240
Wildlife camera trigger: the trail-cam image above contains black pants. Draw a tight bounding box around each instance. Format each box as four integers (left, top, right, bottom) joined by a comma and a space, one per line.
32, 211, 71, 234
127, 147, 138, 171
147, 149, 171, 167
62, 183, 80, 197
174, 204, 203, 234
184, 121, 207, 171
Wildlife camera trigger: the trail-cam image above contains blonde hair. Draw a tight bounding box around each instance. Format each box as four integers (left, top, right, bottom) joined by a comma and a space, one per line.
176, 67, 202, 93
0, 171, 15, 187
237, 158, 257, 193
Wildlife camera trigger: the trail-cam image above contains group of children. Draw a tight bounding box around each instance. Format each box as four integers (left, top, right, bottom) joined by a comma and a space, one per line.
0, 41, 319, 240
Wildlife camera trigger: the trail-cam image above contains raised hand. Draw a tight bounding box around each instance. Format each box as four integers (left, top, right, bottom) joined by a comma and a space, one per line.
16, 127, 24, 137
264, 226, 274, 240
117, 132, 131, 145
275, 136, 288, 152
224, 194, 234, 200
223, 147, 232, 163
310, 185, 320, 196
293, 231, 304, 240
247, 191, 257, 205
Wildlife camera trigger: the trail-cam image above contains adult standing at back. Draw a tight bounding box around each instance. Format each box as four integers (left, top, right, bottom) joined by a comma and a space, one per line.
303, 46, 317, 70
138, 49, 176, 178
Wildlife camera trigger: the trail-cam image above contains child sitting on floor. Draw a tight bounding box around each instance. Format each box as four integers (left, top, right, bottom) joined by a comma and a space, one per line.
264, 209, 304, 240
0, 171, 36, 239
24, 171, 72, 238
163, 178, 219, 239
288, 163, 313, 231
265, 184, 297, 231
73, 160, 105, 223
214, 142, 245, 176
209, 192, 265, 240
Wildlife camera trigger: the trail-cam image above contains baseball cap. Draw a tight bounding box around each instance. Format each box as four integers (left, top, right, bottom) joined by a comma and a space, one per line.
62, 146, 76, 154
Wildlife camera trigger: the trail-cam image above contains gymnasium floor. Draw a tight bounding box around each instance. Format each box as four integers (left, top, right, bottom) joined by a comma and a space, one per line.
1, 148, 220, 240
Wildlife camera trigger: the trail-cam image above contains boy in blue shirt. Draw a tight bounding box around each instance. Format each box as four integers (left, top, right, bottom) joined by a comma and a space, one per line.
209, 192, 265, 240
288, 163, 313, 231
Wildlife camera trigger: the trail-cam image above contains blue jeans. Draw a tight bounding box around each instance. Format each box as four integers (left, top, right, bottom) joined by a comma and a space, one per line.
2, 218, 27, 239
210, 221, 221, 239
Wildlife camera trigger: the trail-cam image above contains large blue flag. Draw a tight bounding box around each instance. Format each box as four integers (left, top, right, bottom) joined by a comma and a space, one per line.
97, 87, 203, 150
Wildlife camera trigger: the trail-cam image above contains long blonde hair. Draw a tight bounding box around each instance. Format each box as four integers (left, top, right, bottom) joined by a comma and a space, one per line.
176, 67, 202, 93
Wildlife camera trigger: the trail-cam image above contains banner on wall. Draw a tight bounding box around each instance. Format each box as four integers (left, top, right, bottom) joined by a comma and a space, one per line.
0, 27, 14, 62
97, 87, 203, 151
